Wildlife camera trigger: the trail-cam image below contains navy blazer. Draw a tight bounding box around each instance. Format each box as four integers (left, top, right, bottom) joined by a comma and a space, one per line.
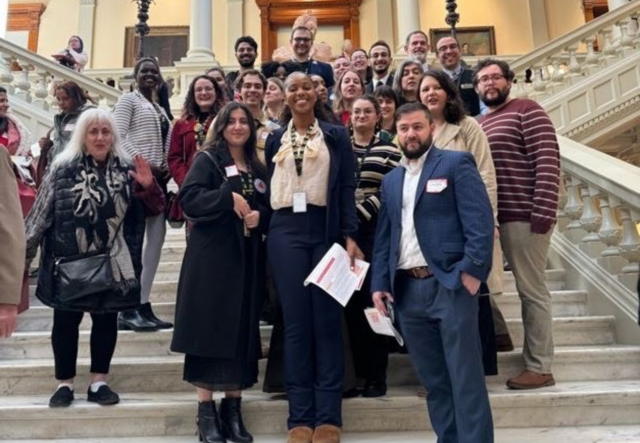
371, 147, 494, 294
265, 120, 358, 244
283, 59, 335, 89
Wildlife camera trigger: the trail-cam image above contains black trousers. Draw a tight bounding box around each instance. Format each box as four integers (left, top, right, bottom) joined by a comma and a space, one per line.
51, 309, 118, 380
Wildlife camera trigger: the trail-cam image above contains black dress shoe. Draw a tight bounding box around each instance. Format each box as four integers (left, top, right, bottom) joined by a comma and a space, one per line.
139, 302, 173, 329
87, 385, 120, 405
362, 380, 387, 398
220, 397, 253, 443
49, 386, 74, 408
197, 401, 226, 443
119, 308, 159, 332
342, 387, 361, 398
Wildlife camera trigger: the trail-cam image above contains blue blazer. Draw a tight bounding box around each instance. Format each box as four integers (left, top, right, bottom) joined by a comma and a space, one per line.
283, 59, 335, 89
371, 147, 494, 294
265, 120, 358, 244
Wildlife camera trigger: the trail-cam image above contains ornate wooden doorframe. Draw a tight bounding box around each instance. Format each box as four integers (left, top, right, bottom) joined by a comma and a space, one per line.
255, 0, 362, 62
8, 3, 47, 52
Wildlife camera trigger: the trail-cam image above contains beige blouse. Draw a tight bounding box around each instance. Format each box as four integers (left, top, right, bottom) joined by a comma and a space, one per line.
270, 120, 330, 210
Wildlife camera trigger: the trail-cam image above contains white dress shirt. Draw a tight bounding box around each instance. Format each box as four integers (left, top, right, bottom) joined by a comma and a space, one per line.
397, 151, 429, 270
372, 73, 391, 89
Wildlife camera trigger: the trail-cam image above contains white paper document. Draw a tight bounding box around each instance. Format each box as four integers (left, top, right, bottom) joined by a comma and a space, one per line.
304, 243, 369, 307
364, 308, 404, 346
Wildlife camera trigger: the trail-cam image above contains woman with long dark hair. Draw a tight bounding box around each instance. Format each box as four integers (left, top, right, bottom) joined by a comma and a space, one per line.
112, 57, 173, 332
171, 102, 268, 443
266, 72, 361, 443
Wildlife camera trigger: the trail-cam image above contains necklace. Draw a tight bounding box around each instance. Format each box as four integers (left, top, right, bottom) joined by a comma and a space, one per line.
194, 115, 213, 147
290, 123, 315, 177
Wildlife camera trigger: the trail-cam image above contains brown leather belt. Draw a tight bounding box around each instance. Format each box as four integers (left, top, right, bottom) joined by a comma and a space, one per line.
398, 267, 434, 279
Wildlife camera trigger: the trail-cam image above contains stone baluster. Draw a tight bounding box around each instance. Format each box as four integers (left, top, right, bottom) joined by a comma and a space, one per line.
531, 64, 548, 97
513, 75, 530, 98
617, 19, 637, 53
0, 53, 15, 93
563, 175, 586, 243
32, 69, 50, 111
596, 195, 626, 274
578, 185, 604, 257
565, 47, 583, 85
550, 57, 565, 87
14, 61, 32, 103
600, 28, 620, 60
582, 37, 601, 72
618, 207, 640, 272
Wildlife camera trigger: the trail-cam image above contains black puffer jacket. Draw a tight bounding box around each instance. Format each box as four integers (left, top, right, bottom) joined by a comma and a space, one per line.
33, 160, 163, 313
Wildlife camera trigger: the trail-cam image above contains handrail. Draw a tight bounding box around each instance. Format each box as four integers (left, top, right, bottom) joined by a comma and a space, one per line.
0, 37, 121, 104
559, 135, 640, 211
510, 0, 640, 73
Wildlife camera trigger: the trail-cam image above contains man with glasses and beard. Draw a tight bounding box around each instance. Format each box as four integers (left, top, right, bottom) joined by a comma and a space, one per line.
226, 36, 259, 89
283, 27, 335, 90
475, 58, 560, 391
371, 102, 495, 443
366, 40, 394, 93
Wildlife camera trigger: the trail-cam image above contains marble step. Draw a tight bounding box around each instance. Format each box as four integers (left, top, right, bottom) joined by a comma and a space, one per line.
2, 382, 640, 438
0, 316, 615, 360
1, 346, 639, 396
18, 290, 588, 332
6, 427, 640, 443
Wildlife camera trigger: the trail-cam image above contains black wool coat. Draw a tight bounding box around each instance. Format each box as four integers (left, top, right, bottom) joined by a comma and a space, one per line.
171, 147, 269, 359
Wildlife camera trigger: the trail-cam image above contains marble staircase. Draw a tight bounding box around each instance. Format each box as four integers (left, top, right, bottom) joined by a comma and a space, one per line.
2, 228, 640, 440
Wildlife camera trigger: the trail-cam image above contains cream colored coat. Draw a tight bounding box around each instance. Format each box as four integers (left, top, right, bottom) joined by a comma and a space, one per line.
435, 116, 504, 294
0, 147, 26, 305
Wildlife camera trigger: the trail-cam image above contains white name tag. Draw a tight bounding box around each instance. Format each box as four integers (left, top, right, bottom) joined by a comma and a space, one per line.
461, 83, 474, 89
225, 165, 239, 177
64, 123, 75, 132
426, 178, 448, 193
293, 192, 307, 213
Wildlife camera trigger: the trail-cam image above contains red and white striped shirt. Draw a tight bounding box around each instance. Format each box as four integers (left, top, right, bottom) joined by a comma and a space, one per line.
479, 98, 560, 234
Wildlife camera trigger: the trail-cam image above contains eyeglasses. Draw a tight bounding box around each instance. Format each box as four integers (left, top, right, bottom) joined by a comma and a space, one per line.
477, 74, 506, 85
437, 43, 459, 53
293, 37, 311, 43
351, 55, 367, 62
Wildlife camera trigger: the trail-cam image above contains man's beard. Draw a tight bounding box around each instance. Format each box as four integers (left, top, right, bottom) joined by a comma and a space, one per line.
238, 57, 255, 68
480, 86, 510, 107
401, 136, 433, 160
373, 65, 389, 76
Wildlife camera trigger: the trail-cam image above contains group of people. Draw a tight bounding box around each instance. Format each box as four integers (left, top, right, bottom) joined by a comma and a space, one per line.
0, 24, 562, 443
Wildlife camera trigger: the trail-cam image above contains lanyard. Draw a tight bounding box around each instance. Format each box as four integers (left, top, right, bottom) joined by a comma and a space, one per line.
290, 124, 314, 177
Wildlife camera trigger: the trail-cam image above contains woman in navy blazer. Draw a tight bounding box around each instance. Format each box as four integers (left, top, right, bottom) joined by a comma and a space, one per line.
265, 72, 360, 443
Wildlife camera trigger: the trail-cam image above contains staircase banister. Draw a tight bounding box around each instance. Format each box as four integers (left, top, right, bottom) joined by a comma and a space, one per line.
559, 134, 640, 211
510, 1, 640, 74
0, 37, 121, 103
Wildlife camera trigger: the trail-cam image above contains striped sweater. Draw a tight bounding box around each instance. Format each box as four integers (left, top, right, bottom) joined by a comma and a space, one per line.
353, 139, 402, 223
479, 98, 560, 234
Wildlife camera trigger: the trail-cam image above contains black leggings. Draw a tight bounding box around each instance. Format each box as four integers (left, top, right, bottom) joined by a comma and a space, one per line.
51, 309, 118, 381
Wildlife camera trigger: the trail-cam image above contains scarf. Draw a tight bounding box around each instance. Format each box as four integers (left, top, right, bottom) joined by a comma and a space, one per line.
71, 154, 137, 293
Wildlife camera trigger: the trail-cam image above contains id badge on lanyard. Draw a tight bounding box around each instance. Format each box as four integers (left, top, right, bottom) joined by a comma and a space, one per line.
293, 191, 307, 213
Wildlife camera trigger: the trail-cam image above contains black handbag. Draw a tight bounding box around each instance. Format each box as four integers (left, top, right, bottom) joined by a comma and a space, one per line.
53, 217, 124, 303
55, 252, 113, 303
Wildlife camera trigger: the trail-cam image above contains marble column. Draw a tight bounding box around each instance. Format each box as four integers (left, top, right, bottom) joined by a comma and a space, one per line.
396, 0, 421, 53
375, 0, 394, 52
186, 0, 215, 61
227, 0, 244, 65
78, 0, 97, 68
528, 0, 550, 48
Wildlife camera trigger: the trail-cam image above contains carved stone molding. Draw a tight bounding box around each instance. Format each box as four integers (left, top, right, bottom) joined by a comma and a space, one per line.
568, 96, 640, 142
80, 0, 97, 5
8, 3, 47, 52
255, 0, 362, 62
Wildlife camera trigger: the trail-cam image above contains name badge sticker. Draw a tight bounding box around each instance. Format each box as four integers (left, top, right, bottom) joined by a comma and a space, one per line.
225, 165, 239, 177
64, 123, 76, 132
460, 83, 474, 89
426, 178, 448, 193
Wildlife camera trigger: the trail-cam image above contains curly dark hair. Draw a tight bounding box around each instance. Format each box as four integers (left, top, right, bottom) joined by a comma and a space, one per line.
203, 102, 266, 178
418, 70, 467, 125
473, 58, 515, 85
182, 75, 228, 120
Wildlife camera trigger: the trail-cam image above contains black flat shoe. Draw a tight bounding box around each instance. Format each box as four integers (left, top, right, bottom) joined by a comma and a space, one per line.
362, 380, 387, 398
119, 308, 159, 332
87, 385, 120, 405
342, 387, 361, 398
140, 302, 173, 329
49, 386, 74, 408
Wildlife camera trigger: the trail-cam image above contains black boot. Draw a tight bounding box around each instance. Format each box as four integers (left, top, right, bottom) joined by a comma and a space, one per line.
118, 308, 158, 332
139, 302, 173, 329
197, 401, 226, 443
220, 397, 253, 443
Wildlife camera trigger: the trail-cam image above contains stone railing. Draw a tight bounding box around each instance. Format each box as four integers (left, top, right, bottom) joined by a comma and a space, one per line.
553, 135, 640, 331
0, 37, 122, 113
510, 1, 640, 102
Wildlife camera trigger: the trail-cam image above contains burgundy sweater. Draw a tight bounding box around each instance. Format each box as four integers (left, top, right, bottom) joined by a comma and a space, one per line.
479, 98, 560, 234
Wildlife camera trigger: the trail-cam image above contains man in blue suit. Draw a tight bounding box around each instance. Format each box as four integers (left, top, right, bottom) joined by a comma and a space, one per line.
371, 102, 494, 443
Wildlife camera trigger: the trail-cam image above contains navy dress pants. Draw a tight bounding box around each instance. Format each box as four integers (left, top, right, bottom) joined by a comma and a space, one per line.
395, 274, 494, 443
267, 207, 344, 429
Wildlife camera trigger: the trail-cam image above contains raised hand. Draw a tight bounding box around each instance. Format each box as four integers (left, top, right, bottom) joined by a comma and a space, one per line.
128, 156, 154, 190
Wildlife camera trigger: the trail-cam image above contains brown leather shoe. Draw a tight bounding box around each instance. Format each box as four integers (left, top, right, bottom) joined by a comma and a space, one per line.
495, 333, 515, 352
312, 424, 341, 443
288, 426, 314, 443
506, 369, 555, 390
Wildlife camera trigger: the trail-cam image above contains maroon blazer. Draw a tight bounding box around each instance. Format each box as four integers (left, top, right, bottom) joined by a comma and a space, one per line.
168, 117, 212, 187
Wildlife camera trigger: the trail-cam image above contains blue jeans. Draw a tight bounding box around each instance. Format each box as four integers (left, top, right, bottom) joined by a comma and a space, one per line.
395, 274, 494, 443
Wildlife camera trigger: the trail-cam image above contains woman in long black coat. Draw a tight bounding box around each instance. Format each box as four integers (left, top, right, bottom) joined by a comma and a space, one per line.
171, 102, 269, 443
